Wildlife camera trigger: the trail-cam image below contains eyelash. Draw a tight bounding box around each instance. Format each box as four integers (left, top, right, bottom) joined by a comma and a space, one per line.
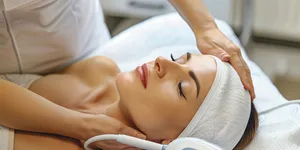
170, 53, 176, 62
171, 54, 186, 99
178, 82, 186, 99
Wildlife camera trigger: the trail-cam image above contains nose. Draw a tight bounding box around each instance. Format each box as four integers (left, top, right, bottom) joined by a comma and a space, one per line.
154, 56, 181, 78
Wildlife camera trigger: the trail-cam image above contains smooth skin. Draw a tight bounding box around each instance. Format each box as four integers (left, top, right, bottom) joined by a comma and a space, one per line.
115, 53, 216, 141
13, 53, 216, 150
0, 0, 254, 149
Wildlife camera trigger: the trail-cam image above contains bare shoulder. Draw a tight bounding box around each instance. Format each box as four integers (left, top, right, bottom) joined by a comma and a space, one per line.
84, 56, 120, 75
58, 56, 120, 87
61, 56, 120, 77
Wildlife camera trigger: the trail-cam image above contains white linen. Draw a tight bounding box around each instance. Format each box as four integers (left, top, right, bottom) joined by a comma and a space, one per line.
89, 13, 300, 149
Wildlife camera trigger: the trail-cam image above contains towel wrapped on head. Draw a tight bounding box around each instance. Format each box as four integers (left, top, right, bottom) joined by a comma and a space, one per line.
178, 56, 251, 150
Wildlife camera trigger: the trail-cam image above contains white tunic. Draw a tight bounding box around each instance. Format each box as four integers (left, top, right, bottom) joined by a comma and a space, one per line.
0, 0, 110, 74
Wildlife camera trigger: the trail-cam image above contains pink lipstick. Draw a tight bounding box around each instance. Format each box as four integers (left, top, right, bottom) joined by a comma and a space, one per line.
136, 63, 148, 89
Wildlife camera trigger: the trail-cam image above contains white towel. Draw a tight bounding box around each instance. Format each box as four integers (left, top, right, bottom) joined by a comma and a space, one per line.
0, 126, 9, 150
178, 56, 251, 150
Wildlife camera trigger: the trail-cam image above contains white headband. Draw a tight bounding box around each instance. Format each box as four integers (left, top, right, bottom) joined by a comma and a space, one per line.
178, 56, 251, 150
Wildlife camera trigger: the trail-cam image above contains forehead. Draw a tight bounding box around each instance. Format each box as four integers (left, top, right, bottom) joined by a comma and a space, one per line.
185, 54, 217, 98
186, 54, 217, 74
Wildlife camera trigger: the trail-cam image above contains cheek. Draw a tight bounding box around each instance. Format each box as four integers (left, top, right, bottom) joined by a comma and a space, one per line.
131, 83, 183, 138
116, 72, 138, 98
131, 101, 170, 138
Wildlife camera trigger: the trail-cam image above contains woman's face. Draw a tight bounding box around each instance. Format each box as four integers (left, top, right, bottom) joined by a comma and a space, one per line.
116, 53, 217, 141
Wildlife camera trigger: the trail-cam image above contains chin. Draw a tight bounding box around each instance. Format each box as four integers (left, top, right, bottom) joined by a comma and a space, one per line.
116, 71, 137, 101
116, 70, 131, 82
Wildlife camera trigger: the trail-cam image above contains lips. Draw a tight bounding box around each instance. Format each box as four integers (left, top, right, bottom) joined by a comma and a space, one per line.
136, 63, 148, 89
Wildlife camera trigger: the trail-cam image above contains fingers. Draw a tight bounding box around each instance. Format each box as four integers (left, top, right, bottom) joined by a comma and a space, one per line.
218, 39, 256, 100
117, 123, 146, 139
245, 63, 255, 100
94, 140, 128, 150
93, 140, 138, 150
197, 42, 229, 61
123, 147, 141, 150
200, 40, 255, 100
100, 115, 146, 139
227, 48, 255, 100
86, 115, 147, 150
196, 28, 256, 101
197, 37, 230, 62
162, 139, 173, 144
210, 47, 230, 62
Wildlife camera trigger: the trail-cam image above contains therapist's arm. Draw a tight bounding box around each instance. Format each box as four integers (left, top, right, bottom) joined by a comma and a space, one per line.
0, 79, 86, 139
168, 0, 216, 34
0, 79, 144, 142
169, 0, 255, 100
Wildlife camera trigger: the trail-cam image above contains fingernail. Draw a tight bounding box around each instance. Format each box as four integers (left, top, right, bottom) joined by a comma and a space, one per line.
221, 54, 230, 61
244, 86, 251, 91
138, 134, 146, 140
243, 83, 250, 90
162, 140, 170, 144
252, 93, 256, 101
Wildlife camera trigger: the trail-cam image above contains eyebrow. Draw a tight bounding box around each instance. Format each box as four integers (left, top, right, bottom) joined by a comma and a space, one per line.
186, 52, 191, 61
181, 52, 200, 98
188, 71, 200, 98
185, 53, 200, 98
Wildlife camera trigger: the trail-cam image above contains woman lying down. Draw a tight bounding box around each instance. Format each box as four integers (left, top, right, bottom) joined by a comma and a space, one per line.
15, 53, 258, 150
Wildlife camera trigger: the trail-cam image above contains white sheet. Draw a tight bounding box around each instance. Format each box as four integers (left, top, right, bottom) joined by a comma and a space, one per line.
88, 13, 300, 149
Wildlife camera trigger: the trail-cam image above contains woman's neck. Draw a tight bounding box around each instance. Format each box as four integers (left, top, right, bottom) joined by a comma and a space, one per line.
104, 101, 138, 130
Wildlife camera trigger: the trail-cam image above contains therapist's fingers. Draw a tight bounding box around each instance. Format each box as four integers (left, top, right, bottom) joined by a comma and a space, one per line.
161, 139, 173, 144
118, 124, 147, 140
215, 36, 255, 100
200, 39, 254, 99
196, 27, 255, 100
242, 57, 255, 100
227, 48, 255, 100
197, 37, 230, 61
123, 147, 141, 150
85, 114, 147, 150
99, 114, 146, 139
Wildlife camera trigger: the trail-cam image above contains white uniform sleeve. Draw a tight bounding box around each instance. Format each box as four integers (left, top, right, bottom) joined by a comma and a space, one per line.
0, 74, 41, 89
0, 0, 110, 74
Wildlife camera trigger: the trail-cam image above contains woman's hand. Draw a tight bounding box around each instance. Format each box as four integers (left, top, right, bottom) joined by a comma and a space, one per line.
80, 114, 145, 150
168, 0, 255, 100
195, 27, 255, 100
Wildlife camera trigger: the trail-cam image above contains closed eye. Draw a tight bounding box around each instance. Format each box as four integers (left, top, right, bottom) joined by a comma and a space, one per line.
171, 53, 187, 100
178, 82, 186, 100
170, 53, 176, 62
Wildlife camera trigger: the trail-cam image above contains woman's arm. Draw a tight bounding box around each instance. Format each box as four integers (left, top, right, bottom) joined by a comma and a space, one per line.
168, 0, 216, 34
0, 79, 85, 139
0, 76, 145, 149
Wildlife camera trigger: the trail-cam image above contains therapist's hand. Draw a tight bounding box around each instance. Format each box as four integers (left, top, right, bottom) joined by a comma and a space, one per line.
195, 27, 255, 100
81, 114, 145, 150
